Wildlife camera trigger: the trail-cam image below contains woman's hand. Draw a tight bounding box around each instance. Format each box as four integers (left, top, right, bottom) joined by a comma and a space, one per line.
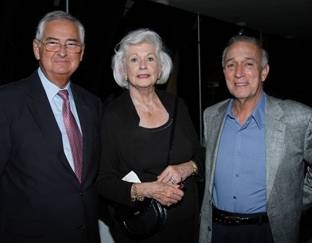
134, 181, 184, 207
157, 161, 196, 185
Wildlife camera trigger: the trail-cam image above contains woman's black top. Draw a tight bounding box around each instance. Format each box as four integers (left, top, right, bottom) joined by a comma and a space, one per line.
97, 90, 202, 243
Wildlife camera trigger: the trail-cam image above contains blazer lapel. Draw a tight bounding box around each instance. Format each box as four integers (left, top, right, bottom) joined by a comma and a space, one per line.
207, 100, 229, 193
26, 74, 63, 152
265, 96, 286, 199
25, 73, 74, 174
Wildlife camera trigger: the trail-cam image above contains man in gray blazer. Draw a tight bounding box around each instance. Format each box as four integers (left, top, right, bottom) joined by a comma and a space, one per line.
199, 35, 312, 243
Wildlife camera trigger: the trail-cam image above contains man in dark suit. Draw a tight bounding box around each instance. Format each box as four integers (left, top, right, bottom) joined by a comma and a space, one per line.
0, 10, 102, 243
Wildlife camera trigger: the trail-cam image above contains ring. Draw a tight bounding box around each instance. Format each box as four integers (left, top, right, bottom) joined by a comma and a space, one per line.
169, 176, 176, 184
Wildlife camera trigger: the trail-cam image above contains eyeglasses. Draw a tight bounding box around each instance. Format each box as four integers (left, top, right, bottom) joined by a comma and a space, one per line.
37, 39, 83, 54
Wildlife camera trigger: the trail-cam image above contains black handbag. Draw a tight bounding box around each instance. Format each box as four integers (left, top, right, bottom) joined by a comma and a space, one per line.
114, 98, 178, 239
115, 198, 167, 238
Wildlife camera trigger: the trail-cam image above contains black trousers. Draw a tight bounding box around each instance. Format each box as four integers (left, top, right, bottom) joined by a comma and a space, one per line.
211, 222, 275, 243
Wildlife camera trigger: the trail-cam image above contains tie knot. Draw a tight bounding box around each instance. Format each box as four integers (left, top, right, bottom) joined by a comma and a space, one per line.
58, 89, 69, 101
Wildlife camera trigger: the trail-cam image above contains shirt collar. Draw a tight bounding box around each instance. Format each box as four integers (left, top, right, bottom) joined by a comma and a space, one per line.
38, 68, 72, 102
226, 92, 266, 129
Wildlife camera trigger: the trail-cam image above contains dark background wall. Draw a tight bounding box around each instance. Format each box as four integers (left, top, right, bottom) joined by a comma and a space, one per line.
1, 0, 311, 136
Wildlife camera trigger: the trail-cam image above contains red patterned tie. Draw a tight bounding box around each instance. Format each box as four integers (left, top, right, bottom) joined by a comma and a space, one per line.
58, 90, 83, 182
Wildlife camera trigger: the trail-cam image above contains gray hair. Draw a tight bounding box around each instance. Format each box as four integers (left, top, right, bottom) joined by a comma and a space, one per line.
112, 28, 173, 88
35, 10, 85, 44
222, 35, 269, 68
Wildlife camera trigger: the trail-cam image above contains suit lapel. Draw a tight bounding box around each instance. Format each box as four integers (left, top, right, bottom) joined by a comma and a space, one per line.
265, 96, 286, 199
25, 73, 75, 175
26, 73, 63, 153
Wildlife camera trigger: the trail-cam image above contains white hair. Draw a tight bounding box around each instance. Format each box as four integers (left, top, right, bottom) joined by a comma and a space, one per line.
222, 35, 269, 68
35, 10, 85, 45
112, 28, 173, 88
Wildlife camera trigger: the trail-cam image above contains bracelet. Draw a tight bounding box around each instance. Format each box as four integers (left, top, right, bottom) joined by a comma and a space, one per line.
191, 162, 198, 175
131, 183, 144, 202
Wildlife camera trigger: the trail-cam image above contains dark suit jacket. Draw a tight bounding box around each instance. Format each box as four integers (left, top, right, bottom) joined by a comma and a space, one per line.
0, 71, 102, 243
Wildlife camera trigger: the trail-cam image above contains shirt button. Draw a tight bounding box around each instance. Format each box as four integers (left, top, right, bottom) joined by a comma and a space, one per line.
233, 196, 237, 199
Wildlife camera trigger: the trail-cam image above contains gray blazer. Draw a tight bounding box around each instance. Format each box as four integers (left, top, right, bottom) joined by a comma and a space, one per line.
199, 95, 312, 243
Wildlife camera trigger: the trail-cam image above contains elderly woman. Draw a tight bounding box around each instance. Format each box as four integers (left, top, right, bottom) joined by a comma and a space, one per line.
97, 29, 202, 243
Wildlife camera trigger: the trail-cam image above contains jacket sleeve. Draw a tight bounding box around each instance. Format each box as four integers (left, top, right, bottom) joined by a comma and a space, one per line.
178, 98, 205, 181
303, 110, 312, 210
0, 96, 11, 177
96, 106, 133, 207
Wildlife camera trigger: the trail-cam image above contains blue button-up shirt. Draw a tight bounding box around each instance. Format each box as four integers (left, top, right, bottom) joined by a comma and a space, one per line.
38, 68, 82, 171
213, 93, 267, 213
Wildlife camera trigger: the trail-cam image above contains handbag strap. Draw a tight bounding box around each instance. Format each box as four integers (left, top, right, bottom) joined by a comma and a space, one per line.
166, 97, 178, 166
135, 96, 178, 177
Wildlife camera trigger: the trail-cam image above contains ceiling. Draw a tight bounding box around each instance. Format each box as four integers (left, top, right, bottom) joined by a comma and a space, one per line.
152, 0, 312, 41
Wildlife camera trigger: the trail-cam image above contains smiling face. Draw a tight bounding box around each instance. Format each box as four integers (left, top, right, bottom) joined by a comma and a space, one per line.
125, 42, 161, 90
223, 41, 269, 104
33, 19, 84, 88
